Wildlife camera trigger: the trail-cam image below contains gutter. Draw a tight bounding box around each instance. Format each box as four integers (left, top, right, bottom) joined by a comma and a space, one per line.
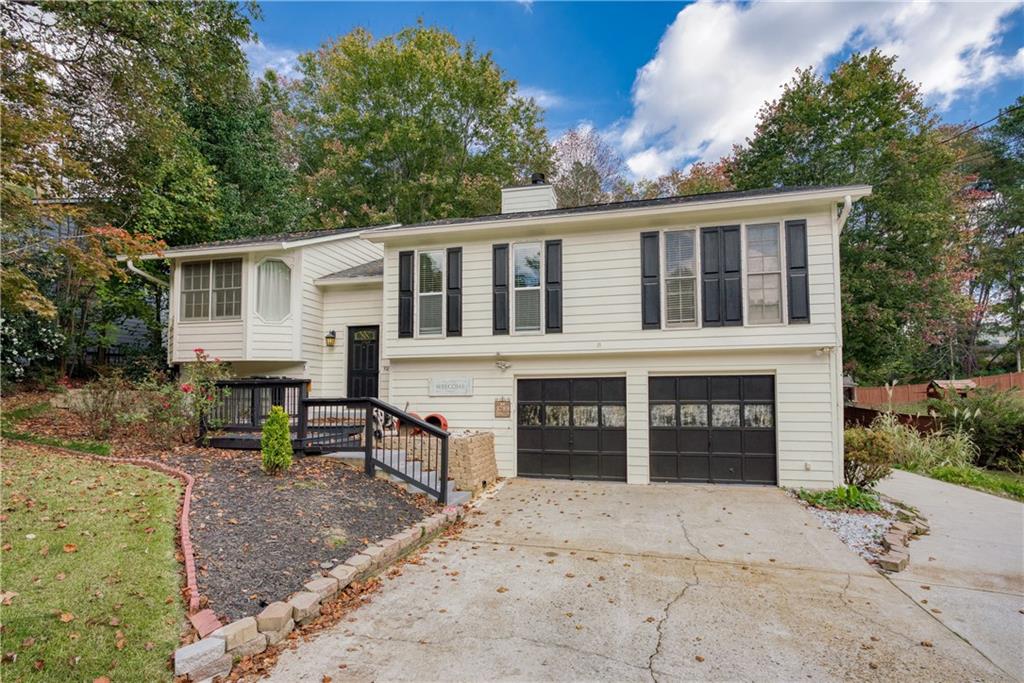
125, 259, 169, 288
836, 194, 853, 232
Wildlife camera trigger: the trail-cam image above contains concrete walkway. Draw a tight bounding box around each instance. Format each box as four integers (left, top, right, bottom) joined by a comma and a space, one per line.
267, 479, 1012, 682
877, 469, 1024, 679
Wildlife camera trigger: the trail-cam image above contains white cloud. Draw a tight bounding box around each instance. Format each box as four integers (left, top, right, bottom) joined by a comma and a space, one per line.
243, 39, 301, 79
520, 85, 566, 109
620, 0, 1024, 178
516, 0, 534, 14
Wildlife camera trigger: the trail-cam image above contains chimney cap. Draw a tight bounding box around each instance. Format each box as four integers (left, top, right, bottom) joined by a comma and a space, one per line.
530, 172, 546, 185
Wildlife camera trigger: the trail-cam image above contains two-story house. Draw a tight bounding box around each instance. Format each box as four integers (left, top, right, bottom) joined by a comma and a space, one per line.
146, 180, 870, 489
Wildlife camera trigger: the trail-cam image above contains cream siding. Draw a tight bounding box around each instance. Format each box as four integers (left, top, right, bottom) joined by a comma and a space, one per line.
248, 251, 302, 361
300, 239, 382, 391
386, 348, 840, 488
381, 207, 839, 359
318, 284, 386, 399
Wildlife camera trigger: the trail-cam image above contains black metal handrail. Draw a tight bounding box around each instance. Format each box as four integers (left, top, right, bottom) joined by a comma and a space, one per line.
298, 397, 449, 504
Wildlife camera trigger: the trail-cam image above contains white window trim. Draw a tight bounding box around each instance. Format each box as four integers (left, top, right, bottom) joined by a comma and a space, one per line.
659, 227, 701, 330
254, 257, 293, 324
178, 258, 243, 323
415, 248, 446, 338
741, 221, 789, 327
510, 241, 544, 335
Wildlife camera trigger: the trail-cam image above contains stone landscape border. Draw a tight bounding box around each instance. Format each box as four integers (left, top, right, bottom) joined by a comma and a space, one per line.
876, 511, 930, 572
173, 506, 464, 682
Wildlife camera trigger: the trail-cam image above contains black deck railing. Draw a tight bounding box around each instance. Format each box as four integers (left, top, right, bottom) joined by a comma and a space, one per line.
298, 397, 449, 504
206, 378, 309, 432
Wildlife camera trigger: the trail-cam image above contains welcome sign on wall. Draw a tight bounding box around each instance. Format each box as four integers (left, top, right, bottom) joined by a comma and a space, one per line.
428, 377, 474, 396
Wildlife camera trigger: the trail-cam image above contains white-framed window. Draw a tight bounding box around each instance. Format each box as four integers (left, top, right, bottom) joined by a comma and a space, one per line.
256, 259, 291, 322
417, 250, 444, 336
663, 229, 698, 326
180, 259, 242, 321
512, 242, 542, 332
746, 222, 783, 324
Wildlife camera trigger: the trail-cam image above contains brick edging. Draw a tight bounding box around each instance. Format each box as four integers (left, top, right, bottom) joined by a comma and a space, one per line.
12, 445, 202, 613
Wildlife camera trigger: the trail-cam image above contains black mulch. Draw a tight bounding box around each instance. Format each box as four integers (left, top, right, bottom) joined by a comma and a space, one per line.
149, 448, 436, 621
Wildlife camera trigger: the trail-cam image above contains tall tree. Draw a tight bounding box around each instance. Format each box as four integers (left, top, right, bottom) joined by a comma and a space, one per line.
730, 51, 971, 383
550, 125, 624, 207
289, 24, 553, 227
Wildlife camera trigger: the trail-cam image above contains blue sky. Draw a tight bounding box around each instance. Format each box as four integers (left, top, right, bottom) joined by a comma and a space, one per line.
247, 1, 1024, 178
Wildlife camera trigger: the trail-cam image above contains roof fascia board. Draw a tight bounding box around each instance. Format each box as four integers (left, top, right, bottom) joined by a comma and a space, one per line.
365, 186, 872, 242
143, 226, 393, 261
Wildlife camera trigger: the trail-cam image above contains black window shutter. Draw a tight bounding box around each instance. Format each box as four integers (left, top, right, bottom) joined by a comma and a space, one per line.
446, 247, 462, 336
701, 226, 743, 327
785, 220, 810, 323
544, 240, 562, 333
398, 250, 414, 338
492, 244, 509, 335
640, 231, 661, 329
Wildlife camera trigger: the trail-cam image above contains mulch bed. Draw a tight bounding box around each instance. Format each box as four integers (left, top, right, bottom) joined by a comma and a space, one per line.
4, 393, 439, 622
147, 448, 435, 621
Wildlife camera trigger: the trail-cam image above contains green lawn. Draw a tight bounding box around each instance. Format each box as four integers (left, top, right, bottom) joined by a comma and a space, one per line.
926, 465, 1024, 502
0, 446, 184, 681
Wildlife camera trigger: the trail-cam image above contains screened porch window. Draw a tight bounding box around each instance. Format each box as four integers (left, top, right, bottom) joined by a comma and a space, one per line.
418, 250, 444, 336
664, 229, 697, 325
513, 242, 542, 332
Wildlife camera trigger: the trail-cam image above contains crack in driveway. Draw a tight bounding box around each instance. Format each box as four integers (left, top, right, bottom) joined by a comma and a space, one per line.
646, 563, 700, 683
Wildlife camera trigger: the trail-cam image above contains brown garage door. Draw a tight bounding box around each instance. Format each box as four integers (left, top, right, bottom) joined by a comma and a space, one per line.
517, 378, 627, 481
649, 375, 776, 484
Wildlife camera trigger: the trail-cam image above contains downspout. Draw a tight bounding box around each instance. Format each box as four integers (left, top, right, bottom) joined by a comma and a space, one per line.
836, 194, 853, 232
125, 259, 169, 288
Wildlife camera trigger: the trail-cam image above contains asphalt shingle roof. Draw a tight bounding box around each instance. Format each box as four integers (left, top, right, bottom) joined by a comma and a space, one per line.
318, 259, 384, 281
163, 226, 363, 253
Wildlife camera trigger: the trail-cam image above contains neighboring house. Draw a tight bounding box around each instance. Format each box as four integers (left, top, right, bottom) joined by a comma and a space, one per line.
144, 180, 871, 489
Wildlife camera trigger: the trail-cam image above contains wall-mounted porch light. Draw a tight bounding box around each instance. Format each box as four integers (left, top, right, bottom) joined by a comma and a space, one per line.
325, 330, 337, 347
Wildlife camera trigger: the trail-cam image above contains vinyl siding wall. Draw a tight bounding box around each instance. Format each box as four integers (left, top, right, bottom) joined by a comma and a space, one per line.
381, 207, 840, 358
386, 348, 841, 488
319, 284, 386, 399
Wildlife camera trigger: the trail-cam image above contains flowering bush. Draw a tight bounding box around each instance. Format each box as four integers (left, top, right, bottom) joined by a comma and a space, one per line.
1, 313, 64, 387
180, 348, 233, 439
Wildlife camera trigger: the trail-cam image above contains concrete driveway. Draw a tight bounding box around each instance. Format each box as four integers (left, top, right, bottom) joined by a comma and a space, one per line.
877, 470, 1024, 679
267, 479, 1012, 682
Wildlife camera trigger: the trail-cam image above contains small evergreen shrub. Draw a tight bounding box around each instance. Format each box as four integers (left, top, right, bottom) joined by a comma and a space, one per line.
843, 426, 895, 488
261, 405, 293, 474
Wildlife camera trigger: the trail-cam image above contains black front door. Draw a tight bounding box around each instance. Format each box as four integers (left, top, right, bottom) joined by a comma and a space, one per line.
347, 326, 379, 398
517, 378, 627, 481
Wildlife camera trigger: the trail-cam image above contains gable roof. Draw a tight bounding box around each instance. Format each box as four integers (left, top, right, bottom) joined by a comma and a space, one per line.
364, 184, 871, 239
147, 225, 397, 259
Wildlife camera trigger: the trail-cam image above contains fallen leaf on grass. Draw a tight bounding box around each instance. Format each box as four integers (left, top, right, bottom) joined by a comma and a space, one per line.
58, 612, 75, 623
1, 591, 18, 605
62, 544, 77, 554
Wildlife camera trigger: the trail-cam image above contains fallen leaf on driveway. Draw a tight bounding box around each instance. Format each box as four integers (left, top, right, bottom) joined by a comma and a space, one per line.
496, 586, 508, 593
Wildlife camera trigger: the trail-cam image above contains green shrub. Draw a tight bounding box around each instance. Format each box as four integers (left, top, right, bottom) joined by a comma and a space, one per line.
798, 485, 882, 512
261, 405, 293, 474
843, 426, 895, 487
928, 388, 1024, 470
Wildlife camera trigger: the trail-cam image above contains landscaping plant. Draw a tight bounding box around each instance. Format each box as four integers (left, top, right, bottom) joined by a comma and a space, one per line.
261, 405, 293, 474
180, 347, 233, 439
843, 426, 895, 487
798, 485, 882, 512
74, 371, 132, 439
872, 413, 976, 471
927, 388, 1024, 471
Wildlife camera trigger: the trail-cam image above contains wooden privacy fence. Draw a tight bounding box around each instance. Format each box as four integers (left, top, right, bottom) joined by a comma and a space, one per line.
854, 371, 1024, 407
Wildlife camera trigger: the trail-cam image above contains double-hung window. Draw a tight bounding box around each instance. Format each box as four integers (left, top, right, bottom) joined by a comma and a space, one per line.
180, 259, 242, 321
663, 230, 698, 326
418, 250, 444, 336
746, 223, 783, 324
513, 242, 542, 332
